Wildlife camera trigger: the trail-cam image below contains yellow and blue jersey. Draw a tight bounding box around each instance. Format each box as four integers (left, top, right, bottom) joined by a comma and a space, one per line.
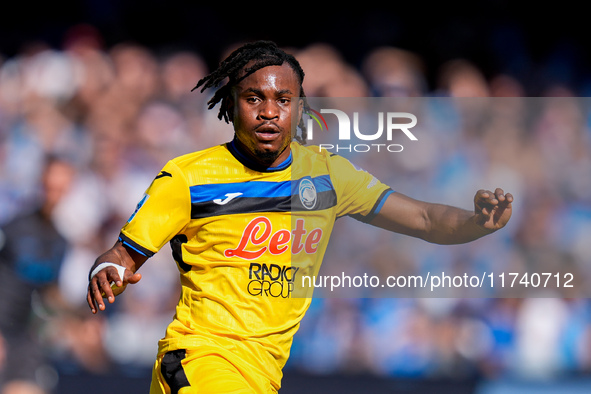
120, 140, 393, 391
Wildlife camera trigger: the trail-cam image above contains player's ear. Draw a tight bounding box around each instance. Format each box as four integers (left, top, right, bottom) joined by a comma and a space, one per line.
297, 97, 304, 123
226, 94, 235, 123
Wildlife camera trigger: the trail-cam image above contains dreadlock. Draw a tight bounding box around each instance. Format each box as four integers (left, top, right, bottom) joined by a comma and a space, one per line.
192, 40, 310, 144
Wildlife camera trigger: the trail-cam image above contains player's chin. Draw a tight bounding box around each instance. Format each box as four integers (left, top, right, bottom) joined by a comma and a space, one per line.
254, 147, 281, 164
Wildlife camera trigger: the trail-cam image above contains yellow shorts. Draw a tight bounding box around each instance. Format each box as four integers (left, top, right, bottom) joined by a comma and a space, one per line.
149, 349, 278, 394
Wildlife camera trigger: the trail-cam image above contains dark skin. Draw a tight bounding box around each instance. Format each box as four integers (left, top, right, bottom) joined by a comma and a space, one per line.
87, 63, 513, 313
372, 188, 513, 244
229, 63, 304, 167
87, 64, 304, 313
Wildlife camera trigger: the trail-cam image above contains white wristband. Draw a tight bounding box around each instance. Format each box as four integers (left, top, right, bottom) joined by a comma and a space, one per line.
89, 262, 127, 283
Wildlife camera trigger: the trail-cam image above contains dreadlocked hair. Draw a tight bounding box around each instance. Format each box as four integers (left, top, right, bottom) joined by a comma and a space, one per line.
192, 40, 311, 144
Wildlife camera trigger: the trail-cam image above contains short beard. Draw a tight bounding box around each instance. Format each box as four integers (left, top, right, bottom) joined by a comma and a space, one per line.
233, 132, 291, 167
254, 147, 283, 166
255, 151, 278, 164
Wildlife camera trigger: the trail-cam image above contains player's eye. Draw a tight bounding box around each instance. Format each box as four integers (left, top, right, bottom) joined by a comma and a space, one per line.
246, 96, 261, 104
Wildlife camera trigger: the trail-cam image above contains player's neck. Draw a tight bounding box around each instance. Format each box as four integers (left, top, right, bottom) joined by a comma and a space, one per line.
228, 138, 292, 172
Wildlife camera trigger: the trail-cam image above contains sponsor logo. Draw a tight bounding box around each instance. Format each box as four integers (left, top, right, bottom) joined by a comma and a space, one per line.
225, 217, 322, 298
224, 217, 323, 260
127, 193, 149, 223
213, 192, 243, 205
298, 178, 317, 210
248, 263, 299, 298
350, 162, 379, 189
155, 171, 172, 179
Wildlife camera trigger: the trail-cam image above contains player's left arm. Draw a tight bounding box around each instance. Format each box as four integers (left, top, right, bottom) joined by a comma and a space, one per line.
369, 188, 513, 244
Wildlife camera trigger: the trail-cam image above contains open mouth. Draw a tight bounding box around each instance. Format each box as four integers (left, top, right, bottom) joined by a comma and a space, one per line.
254, 124, 281, 141
256, 131, 279, 140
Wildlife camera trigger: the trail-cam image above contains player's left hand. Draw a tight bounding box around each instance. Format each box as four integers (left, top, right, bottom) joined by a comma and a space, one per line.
473, 188, 513, 231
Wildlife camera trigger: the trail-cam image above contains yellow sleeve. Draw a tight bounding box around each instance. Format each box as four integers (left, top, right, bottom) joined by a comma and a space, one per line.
119, 160, 191, 257
328, 154, 393, 222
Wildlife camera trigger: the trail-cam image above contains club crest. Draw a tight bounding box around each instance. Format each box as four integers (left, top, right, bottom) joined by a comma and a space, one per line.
298, 178, 317, 210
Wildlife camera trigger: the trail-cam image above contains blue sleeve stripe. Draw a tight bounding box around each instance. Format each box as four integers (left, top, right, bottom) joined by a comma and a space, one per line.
372, 189, 395, 216
118, 234, 155, 258
347, 188, 395, 224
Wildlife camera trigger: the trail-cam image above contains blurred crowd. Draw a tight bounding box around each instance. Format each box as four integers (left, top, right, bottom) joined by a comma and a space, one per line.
1, 24, 591, 393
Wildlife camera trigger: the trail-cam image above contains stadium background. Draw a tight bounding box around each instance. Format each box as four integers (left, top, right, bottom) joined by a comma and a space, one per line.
2, 2, 591, 393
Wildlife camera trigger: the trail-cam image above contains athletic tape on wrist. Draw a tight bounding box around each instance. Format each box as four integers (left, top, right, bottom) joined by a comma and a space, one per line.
89, 262, 127, 283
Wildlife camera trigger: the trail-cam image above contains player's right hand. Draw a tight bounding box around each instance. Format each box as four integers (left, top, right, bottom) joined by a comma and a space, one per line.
87, 259, 142, 314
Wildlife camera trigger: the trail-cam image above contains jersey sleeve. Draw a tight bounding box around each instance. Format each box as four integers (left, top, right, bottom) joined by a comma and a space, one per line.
328, 154, 394, 223
119, 160, 191, 257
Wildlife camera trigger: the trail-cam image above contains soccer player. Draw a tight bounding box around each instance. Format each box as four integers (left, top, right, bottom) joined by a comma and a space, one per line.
87, 41, 513, 393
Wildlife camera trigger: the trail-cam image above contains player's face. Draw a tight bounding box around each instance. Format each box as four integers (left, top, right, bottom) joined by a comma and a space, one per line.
230, 63, 303, 167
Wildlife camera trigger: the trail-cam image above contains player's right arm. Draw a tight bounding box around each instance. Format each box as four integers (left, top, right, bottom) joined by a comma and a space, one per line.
86, 159, 191, 314
86, 241, 147, 313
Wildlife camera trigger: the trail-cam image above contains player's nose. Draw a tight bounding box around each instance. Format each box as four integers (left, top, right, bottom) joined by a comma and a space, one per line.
258, 99, 279, 120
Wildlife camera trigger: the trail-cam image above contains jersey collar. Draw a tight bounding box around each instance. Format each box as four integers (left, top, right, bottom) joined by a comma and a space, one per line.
227, 138, 292, 172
